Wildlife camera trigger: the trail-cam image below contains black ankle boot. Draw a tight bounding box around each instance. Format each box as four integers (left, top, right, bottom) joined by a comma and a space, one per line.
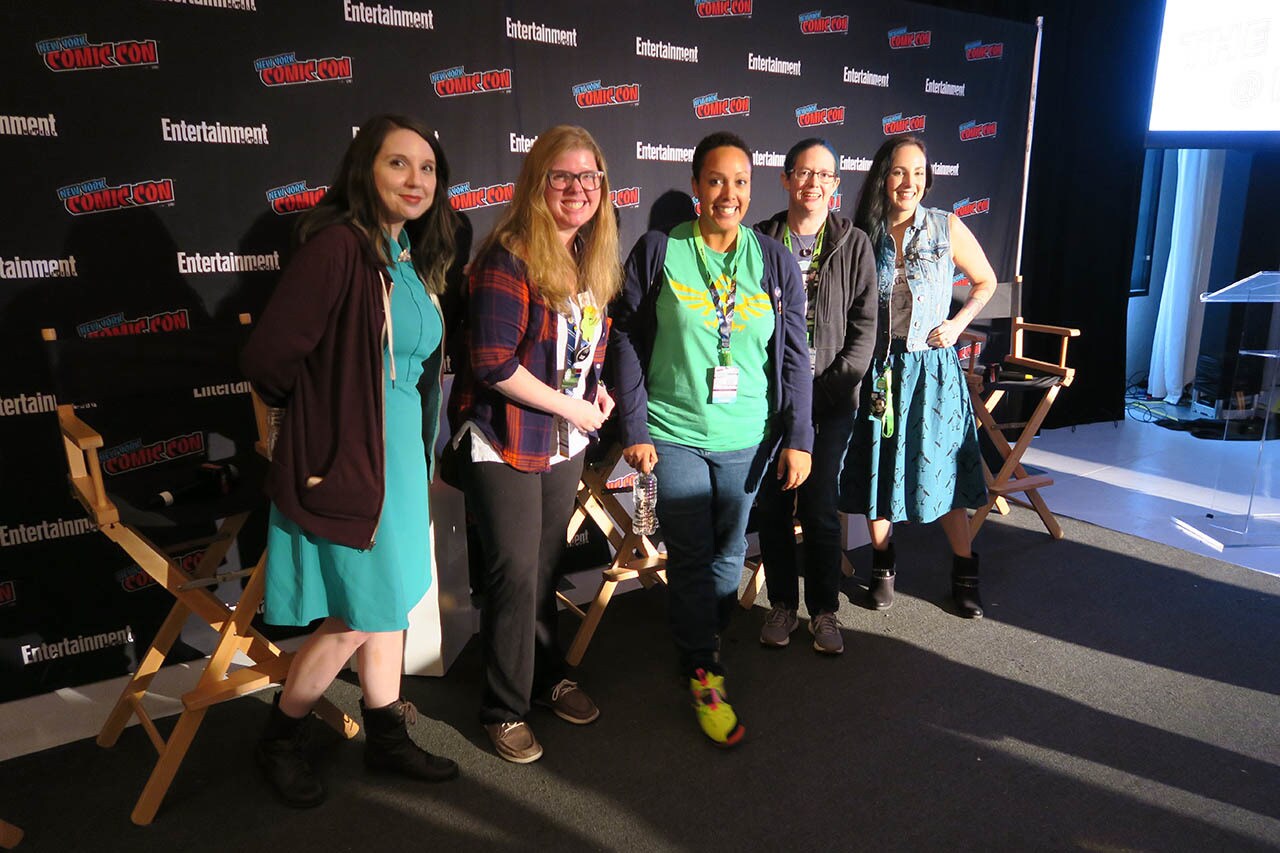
951, 552, 984, 619
360, 698, 459, 783
257, 693, 325, 808
868, 543, 896, 610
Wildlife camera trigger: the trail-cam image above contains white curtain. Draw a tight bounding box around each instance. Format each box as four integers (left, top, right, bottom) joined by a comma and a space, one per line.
1148, 149, 1226, 403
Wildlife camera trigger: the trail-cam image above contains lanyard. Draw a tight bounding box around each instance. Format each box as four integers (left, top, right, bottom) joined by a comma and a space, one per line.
692, 222, 741, 366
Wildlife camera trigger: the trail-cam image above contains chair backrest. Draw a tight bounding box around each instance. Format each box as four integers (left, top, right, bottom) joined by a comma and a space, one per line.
41, 316, 265, 525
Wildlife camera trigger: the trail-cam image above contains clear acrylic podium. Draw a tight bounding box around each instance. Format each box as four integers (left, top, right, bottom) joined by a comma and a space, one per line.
1174, 271, 1280, 549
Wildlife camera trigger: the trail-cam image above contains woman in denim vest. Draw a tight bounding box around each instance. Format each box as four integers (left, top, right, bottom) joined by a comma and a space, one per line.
840, 135, 995, 618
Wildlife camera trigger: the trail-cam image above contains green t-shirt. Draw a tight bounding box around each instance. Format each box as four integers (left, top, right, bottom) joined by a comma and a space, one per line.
647, 221, 773, 451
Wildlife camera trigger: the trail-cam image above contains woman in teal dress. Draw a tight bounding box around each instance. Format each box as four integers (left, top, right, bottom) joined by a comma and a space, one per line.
840, 134, 996, 619
242, 114, 464, 807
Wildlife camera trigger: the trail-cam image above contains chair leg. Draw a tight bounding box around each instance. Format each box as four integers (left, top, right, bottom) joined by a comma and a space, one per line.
0, 819, 23, 849
565, 579, 620, 666
130, 707, 208, 826
98, 599, 190, 748
739, 559, 765, 610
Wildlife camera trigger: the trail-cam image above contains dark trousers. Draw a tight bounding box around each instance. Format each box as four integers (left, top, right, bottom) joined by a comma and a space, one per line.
459, 438, 585, 724
756, 413, 855, 616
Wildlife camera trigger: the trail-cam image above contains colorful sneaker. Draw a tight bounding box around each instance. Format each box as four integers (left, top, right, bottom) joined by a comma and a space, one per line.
809, 612, 844, 655
689, 669, 745, 747
759, 605, 798, 647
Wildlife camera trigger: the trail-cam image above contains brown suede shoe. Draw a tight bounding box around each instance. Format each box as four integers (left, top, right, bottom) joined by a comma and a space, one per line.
484, 721, 543, 764
535, 678, 600, 725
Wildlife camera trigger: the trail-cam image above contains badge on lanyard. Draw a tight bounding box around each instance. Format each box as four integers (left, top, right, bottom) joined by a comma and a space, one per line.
695, 224, 744, 406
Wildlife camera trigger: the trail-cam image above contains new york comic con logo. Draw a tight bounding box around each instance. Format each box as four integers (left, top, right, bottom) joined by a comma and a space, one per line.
430, 65, 512, 98
572, 80, 640, 109
887, 26, 931, 49
827, 189, 843, 211
610, 187, 640, 208
0, 580, 15, 607
796, 103, 845, 127
798, 10, 849, 34
255, 52, 352, 86
965, 40, 1004, 61
959, 119, 998, 141
693, 92, 751, 119
694, 0, 752, 18
448, 181, 514, 211
953, 197, 990, 217
266, 181, 328, 215
100, 432, 206, 476
36, 33, 158, 71
77, 308, 190, 338
882, 112, 926, 134
57, 177, 174, 215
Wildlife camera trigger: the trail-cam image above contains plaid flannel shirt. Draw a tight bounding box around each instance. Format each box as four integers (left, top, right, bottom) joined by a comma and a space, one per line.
447, 246, 609, 472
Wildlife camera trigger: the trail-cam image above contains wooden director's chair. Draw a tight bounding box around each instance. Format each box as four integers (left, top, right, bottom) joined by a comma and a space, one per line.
557, 443, 666, 666
42, 316, 356, 826
960, 305, 1081, 540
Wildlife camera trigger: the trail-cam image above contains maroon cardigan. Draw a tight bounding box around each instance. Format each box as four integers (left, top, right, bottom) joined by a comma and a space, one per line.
241, 223, 392, 549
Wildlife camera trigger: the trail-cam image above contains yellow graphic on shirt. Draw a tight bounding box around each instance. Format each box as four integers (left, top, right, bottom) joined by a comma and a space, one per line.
670, 276, 772, 332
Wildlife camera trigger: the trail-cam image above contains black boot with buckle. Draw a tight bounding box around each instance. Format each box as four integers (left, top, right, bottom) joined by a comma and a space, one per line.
951, 552, 984, 619
361, 698, 459, 782
257, 692, 326, 808
867, 543, 896, 610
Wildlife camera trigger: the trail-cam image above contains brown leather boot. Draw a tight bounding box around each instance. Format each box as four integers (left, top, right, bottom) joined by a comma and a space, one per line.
361, 698, 459, 782
256, 693, 325, 808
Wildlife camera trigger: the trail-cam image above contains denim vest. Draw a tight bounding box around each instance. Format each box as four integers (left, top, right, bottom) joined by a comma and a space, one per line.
875, 206, 952, 352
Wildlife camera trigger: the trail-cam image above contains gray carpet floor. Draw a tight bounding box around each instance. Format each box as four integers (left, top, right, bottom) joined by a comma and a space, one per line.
4, 509, 1279, 852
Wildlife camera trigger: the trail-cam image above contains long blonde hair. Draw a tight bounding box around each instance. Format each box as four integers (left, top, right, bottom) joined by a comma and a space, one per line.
476, 125, 620, 313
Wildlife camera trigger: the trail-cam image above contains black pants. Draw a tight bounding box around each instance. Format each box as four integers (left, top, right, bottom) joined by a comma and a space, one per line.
755, 413, 855, 616
459, 436, 585, 724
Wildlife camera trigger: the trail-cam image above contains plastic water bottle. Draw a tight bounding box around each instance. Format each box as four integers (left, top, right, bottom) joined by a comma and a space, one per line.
632, 472, 658, 535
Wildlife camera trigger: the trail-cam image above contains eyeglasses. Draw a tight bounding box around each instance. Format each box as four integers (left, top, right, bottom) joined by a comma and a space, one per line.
789, 168, 838, 185
546, 170, 604, 191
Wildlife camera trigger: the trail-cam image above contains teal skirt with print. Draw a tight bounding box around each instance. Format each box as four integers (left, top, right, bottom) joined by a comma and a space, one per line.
840, 345, 987, 524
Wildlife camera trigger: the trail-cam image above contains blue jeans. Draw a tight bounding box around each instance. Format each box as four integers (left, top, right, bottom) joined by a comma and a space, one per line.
653, 439, 771, 677
756, 412, 854, 615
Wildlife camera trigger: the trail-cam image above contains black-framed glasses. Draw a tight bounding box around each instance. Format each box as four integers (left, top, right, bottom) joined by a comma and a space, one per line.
546, 170, 604, 191
789, 168, 838, 185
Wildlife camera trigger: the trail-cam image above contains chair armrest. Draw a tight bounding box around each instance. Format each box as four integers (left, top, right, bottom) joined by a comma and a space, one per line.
58, 406, 104, 449
1014, 320, 1080, 338
1008, 317, 1082, 381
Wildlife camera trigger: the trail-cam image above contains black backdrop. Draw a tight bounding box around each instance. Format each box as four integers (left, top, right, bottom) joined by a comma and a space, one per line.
0, 0, 1036, 701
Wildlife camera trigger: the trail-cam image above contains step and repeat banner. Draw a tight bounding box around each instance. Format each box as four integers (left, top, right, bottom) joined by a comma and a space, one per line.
0, 1, 1034, 701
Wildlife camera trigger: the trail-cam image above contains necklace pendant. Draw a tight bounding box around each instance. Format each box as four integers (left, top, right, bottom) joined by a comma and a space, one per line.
397, 247, 411, 262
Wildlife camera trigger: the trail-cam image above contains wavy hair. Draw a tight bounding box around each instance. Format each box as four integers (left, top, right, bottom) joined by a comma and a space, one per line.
853, 134, 933, 247
475, 125, 620, 313
296, 114, 459, 294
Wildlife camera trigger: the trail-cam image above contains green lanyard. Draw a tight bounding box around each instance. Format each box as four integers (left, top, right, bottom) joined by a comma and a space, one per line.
692, 222, 742, 367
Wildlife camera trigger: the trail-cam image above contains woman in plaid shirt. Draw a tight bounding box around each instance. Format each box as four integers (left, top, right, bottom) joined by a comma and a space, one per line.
446, 126, 620, 764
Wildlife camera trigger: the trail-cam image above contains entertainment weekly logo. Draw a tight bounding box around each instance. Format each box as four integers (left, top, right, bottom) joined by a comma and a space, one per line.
610, 187, 640, 208
694, 0, 752, 18
77, 308, 190, 338
101, 432, 206, 476
965, 40, 1004, 61
431, 65, 512, 97
693, 93, 751, 119
887, 26, 931, 49
795, 103, 845, 127
798, 10, 848, 34
448, 181, 514, 211
959, 119, 998, 141
266, 181, 327, 215
36, 33, 158, 71
573, 80, 640, 108
882, 113, 926, 134
57, 177, 174, 215
953, 197, 990, 217
255, 52, 353, 86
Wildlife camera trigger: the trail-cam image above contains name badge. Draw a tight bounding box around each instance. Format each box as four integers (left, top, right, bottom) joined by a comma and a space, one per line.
809, 346, 818, 375
710, 365, 739, 404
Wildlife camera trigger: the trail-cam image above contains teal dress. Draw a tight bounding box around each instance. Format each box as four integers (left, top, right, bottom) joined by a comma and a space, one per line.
263, 232, 442, 632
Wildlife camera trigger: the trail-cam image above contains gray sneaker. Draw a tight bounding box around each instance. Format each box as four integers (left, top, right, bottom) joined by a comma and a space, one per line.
759, 605, 799, 647
809, 612, 844, 655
